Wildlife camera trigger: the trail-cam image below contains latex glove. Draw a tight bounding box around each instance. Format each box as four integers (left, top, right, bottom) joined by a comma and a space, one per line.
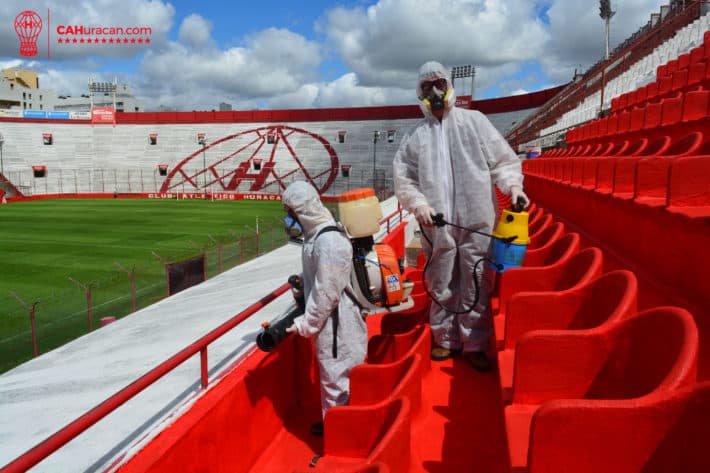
510, 186, 530, 210
414, 204, 436, 226
285, 324, 297, 334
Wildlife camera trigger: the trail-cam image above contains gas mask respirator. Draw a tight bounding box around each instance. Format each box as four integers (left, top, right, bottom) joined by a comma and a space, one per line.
421, 78, 451, 112
284, 213, 303, 241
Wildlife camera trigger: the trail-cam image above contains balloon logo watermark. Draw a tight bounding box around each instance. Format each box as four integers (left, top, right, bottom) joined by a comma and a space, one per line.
14, 10, 42, 57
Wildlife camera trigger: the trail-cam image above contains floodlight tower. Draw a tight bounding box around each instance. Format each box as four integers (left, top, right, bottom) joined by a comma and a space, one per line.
88, 76, 118, 110
451, 64, 475, 100
600, 0, 616, 60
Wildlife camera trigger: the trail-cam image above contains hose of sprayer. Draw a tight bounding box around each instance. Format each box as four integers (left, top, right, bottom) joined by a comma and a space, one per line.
418, 213, 516, 316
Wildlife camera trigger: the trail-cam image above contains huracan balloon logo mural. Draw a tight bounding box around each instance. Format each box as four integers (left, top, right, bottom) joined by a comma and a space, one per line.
160, 126, 340, 195
14, 11, 43, 57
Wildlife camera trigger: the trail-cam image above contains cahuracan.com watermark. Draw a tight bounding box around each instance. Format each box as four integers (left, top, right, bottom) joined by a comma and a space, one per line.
55, 24, 152, 44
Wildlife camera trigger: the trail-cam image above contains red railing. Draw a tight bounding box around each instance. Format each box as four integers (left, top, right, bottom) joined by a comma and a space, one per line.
0, 205, 407, 473
507, 0, 707, 146
0, 284, 289, 473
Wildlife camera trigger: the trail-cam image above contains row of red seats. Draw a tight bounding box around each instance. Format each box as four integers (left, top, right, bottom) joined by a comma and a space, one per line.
565, 88, 709, 147
524, 154, 710, 220
490, 206, 705, 473
613, 31, 710, 114
293, 270, 434, 473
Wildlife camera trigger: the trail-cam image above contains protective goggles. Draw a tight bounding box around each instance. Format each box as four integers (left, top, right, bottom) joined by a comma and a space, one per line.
420, 78, 448, 94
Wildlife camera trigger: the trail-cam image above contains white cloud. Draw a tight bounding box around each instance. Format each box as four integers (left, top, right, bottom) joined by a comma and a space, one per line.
136, 27, 322, 110
0, 0, 679, 110
178, 14, 212, 49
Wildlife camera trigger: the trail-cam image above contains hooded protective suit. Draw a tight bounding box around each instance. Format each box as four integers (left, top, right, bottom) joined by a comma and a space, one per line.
282, 181, 367, 416
393, 61, 523, 352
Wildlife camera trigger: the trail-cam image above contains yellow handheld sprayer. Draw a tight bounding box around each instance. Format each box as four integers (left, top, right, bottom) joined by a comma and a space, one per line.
422, 196, 529, 314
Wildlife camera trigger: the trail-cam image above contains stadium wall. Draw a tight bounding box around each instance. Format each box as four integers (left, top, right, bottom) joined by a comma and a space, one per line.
0, 87, 562, 198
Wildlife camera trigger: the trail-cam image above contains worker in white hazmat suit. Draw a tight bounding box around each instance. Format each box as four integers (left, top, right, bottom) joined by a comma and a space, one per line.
283, 181, 367, 435
393, 61, 529, 372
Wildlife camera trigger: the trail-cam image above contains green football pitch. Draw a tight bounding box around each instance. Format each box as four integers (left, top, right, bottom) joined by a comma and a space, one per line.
0, 198, 286, 373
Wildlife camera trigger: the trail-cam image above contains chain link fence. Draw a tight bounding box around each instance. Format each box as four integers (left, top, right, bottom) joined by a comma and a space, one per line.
0, 217, 287, 374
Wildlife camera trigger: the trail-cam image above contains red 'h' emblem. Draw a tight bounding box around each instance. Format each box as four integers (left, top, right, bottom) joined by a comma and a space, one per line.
14, 11, 43, 57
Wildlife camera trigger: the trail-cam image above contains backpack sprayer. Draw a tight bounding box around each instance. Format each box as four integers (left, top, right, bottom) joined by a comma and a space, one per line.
257, 188, 415, 352
420, 197, 529, 314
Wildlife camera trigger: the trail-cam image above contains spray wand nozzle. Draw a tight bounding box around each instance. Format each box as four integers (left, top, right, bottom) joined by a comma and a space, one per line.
430, 213, 517, 243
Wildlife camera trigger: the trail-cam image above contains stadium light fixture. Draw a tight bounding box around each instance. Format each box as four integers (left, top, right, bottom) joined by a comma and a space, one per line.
451, 64, 475, 100
599, 0, 616, 60
199, 135, 208, 196
372, 131, 382, 194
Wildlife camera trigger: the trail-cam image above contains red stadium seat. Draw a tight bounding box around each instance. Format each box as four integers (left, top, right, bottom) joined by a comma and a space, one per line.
520, 381, 710, 473
498, 270, 638, 402
633, 156, 672, 208
522, 231, 580, 269
666, 155, 710, 219
367, 324, 431, 376
320, 398, 411, 473
494, 247, 603, 349
350, 353, 423, 419
505, 306, 698, 473
527, 221, 565, 252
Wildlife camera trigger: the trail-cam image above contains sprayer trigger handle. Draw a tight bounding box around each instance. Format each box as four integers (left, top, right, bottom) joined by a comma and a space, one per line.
512, 196, 526, 213
432, 213, 446, 227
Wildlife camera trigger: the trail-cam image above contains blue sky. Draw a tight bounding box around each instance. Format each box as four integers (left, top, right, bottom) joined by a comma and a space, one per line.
1, 0, 667, 111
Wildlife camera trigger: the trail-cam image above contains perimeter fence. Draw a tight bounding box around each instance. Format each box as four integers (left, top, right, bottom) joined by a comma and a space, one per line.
0, 216, 287, 373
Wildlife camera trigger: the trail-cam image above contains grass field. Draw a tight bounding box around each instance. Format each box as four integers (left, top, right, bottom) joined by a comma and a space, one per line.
0, 198, 286, 373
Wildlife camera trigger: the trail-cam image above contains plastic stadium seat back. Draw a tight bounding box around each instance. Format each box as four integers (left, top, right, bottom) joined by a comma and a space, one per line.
687, 61, 707, 88
585, 307, 698, 400
606, 114, 619, 135
520, 381, 710, 473
322, 398, 411, 473
667, 155, 710, 217
677, 53, 690, 71
524, 232, 580, 269
617, 110, 631, 135
642, 101, 663, 130
349, 353, 422, 419
581, 158, 598, 188
638, 135, 671, 156
592, 142, 614, 156
637, 87, 648, 105
607, 140, 629, 156
666, 59, 679, 76
645, 81, 659, 102
663, 131, 704, 157
595, 159, 615, 193
671, 68, 689, 92
658, 75, 673, 97
690, 45, 705, 65
681, 89, 709, 123
625, 137, 649, 157
367, 324, 431, 375
505, 307, 697, 473
504, 270, 638, 350
629, 106, 646, 132
498, 246, 601, 316
634, 157, 672, 206
612, 157, 641, 198
528, 221, 564, 251
497, 271, 639, 401
661, 95, 683, 127
657, 64, 668, 80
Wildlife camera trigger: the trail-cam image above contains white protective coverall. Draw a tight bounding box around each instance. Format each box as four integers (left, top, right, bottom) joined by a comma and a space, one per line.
282, 181, 367, 416
393, 61, 524, 352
